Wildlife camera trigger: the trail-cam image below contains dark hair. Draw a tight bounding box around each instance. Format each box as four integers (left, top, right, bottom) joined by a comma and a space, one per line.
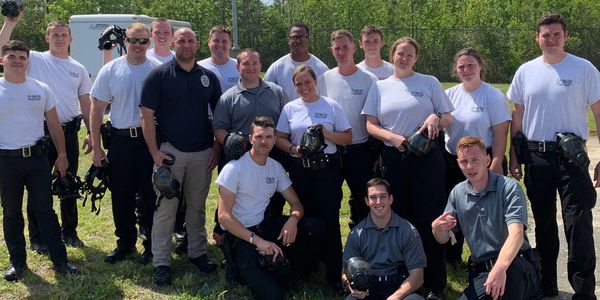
366, 178, 391, 194
46, 21, 71, 36
288, 22, 309, 36
537, 12, 567, 32
236, 48, 261, 63
331, 29, 354, 43
151, 17, 174, 34
292, 64, 317, 83
452, 47, 485, 80
360, 25, 383, 40
2, 40, 29, 56
389, 37, 420, 62
209, 25, 232, 40
250, 116, 275, 135
456, 136, 486, 153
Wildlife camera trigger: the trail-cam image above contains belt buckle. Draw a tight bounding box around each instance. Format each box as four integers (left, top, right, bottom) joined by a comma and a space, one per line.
22, 147, 31, 158
129, 127, 138, 138
538, 141, 546, 152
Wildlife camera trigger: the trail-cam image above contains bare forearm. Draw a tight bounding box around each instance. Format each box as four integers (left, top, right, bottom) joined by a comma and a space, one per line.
140, 107, 159, 155
495, 224, 524, 270
79, 94, 92, 131
214, 128, 228, 145
90, 99, 106, 150
389, 269, 423, 299
324, 130, 351, 146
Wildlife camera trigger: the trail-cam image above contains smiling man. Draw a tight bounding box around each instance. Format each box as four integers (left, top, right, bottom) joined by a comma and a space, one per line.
342, 178, 426, 300
198, 25, 240, 93
146, 18, 174, 63
432, 136, 541, 300
357, 25, 394, 80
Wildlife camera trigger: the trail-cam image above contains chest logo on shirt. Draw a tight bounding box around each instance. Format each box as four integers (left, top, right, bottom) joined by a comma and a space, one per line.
314, 112, 328, 119
411, 91, 424, 97
201, 75, 210, 87
350, 88, 363, 96
27, 94, 42, 101
68, 71, 80, 79
471, 106, 484, 113
556, 79, 572, 87
265, 177, 275, 184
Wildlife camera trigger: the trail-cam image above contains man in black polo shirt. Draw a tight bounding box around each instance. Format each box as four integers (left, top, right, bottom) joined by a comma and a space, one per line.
141, 27, 221, 285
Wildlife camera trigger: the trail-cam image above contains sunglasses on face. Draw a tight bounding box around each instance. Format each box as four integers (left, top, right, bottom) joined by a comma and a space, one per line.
126, 37, 150, 45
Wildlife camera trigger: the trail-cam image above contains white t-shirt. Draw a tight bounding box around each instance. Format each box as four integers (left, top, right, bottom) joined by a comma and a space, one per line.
276, 96, 351, 154
216, 152, 292, 228
507, 54, 600, 141
146, 48, 175, 64
0, 78, 56, 149
445, 82, 511, 154
362, 73, 454, 146
27, 51, 92, 123
318, 67, 378, 144
357, 60, 394, 80
90, 56, 161, 129
197, 57, 239, 93
264, 53, 329, 100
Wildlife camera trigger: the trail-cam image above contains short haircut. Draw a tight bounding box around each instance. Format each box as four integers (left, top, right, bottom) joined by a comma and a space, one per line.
151, 17, 174, 34
127, 22, 150, 36
331, 29, 354, 43
292, 64, 316, 83
2, 40, 29, 56
209, 25, 232, 40
366, 178, 391, 195
288, 22, 309, 36
360, 25, 383, 40
453, 47, 485, 79
537, 12, 567, 32
389, 36, 420, 62
456, 136, 487, 154
250, 116, 275, 135
236, 48, 261, 63
46, 21, 71, 36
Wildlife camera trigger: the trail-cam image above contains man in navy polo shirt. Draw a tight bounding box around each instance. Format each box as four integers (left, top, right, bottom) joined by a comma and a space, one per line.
140, 27, 221, 285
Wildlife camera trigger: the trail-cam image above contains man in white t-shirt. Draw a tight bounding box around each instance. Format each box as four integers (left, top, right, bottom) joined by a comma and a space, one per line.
318, 29, 378, 229
507, 12, 600, 299
0, 13, 93, 251
217, 116, 323, 299
263, 22, 329, 100
357, 25, 394, 80
146, 18, 175, 63
90, 23, 161, 266
198, 25, 240, 93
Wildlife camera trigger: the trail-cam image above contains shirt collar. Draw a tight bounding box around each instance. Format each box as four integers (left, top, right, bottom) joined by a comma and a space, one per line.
466, 170, 498, 196
364, 212, 403, 230
173, 59, 202, 73
236, 78, 268, 94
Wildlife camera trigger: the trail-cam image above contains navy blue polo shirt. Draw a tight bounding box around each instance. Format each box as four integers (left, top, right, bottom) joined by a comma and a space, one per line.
141, 59, 222, 152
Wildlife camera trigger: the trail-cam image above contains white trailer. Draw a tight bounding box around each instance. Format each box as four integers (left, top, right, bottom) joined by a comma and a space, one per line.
69, 14, 191, 80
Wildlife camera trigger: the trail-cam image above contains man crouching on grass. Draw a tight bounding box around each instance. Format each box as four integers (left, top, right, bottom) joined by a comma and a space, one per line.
217, 116, 324, 300
432, 136, 542, 300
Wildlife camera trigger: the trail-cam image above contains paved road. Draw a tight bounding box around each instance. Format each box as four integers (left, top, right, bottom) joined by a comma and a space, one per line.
526, 136, 600, 299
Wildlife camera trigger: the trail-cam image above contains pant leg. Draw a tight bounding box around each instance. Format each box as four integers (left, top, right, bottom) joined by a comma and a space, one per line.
557, 163, 597, 299
182, 147, 212, 259
380, 147, 412, 218
233, 237, 284, 300
59, 130, 81, 237
524, 151, 560, 293
341, 145, 373, 227
106, 136, 140, 249
135, 140, 156, 251
0, 157, 27, 267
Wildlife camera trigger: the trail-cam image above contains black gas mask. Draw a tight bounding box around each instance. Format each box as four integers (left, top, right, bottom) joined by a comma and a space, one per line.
556, 132, 589, 168
344, 257, 372, 291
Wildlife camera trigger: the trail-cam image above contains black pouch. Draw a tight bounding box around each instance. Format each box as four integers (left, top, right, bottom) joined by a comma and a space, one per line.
302, 151, 330, 171
367, 136, 383, 161
100, 121, 113, 150
512, 131, 529, 164
72, 115, 83, 132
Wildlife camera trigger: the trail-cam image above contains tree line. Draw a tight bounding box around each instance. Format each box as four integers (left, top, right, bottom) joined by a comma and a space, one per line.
8, 0, 600, 83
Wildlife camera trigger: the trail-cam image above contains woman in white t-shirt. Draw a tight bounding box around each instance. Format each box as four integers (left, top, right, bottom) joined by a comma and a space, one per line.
362, 37, 452, 298
275, 64, 352, 290
443, 48, 511, 265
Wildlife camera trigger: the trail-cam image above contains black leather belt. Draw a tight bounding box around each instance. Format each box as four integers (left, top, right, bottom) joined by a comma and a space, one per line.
468, 250, 531, 273
0, 144, 45, 158
527, 140, 557, 152
114, 127, 143, 138
373, 274, 397, 282
338, 142, 369, 154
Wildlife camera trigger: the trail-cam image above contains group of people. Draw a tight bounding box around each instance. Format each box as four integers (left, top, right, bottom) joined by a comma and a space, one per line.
0, 9, 597, 300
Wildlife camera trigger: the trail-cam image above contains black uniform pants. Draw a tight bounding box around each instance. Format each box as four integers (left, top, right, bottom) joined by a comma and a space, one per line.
288, 155, 343, 284
381, 145, 447, 293
228, 215, 325, 300
28, 127, 80, 242
0, 155, 67, 266
107, 134, 156, 250
339, 143, 373, 228
524, 150, 596, 299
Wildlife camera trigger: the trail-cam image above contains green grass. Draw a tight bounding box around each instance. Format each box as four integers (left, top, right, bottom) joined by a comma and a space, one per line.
0, 96, 482, 299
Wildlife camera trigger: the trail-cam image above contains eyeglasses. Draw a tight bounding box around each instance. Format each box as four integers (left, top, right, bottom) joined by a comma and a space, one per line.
127, 37, 150, 45
288, 35, 308, 42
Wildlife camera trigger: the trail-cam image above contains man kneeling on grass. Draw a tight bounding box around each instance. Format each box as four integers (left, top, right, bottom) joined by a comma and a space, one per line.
217, 116, 324, 300
432, 136, 542, 300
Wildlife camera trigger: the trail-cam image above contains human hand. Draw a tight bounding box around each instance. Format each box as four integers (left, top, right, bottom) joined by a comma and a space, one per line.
278, 217, 298, 246
484, 265, 507, 300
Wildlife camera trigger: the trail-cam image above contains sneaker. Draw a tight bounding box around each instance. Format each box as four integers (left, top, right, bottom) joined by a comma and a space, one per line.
154, 265, 171, 285
4, 264, 27, 281
63, 235, 85, 248
189, 254, 217, 273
